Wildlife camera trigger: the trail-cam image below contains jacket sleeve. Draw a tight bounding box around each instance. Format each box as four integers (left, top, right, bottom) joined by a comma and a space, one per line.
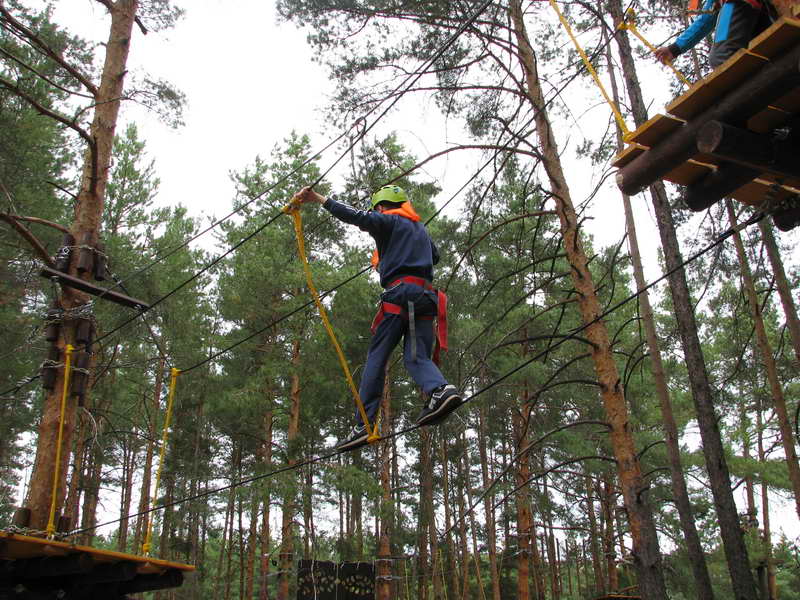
671, 0, 717, 56
322, 197, 391, 236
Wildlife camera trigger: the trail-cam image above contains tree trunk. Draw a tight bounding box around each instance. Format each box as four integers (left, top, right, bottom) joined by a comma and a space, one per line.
758, 219, 800, 366
585, 475, 604, 595
512, 403, 532, 600
728, 200, 800, 519
756, 397, 778, 600
25, 0, 139, 533
135, 358, 163, 552
259, 407, 274, 600
609, 1, 758, 596
277, 338, 302, 600
601, 17, 716, 597
508, 2, 667, 595
477, 406, 501, 600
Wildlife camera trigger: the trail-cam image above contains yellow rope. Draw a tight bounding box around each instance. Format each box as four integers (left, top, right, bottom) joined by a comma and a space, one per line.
283, 204, 380, 442
142, 367, 180, 555
46, 344, 73, 539
548, 0, 631, 139
619, 8, 692, 87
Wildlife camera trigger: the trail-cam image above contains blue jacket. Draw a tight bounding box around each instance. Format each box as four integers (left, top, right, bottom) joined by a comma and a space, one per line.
672, 0, 718, 55
323, 197, 440, 288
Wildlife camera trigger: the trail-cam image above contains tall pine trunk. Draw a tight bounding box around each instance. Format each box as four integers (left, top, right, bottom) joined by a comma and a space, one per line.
508, 2, 666, 595
727, 200, 800, 518
608, 1, 757, 596
26, 0, 139, 532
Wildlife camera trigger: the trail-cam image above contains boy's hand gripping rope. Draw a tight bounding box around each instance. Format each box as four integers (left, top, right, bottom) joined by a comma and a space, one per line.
141, 367, 180, 555
283, 201, 380, 443
618, 8, 692, 87
47, 344, 73, 539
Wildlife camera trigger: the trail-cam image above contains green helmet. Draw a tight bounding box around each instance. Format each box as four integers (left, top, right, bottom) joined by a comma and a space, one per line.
370, 185, 407, 209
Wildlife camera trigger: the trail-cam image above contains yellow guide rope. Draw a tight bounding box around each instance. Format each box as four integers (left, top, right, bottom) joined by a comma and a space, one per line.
548, 0, 632, 139
47, 344, 73, 539
283, 203, 380, 442
142, 367, 180, 555
619, 8, 692, 87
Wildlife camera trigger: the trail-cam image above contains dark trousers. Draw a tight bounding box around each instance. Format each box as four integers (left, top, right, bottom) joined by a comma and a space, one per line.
710, 0, 773, 68
357, 282, 447, 424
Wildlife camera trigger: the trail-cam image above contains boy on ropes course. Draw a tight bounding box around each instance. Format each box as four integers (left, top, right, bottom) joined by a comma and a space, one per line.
291, 185, 462, 452
654, 0, 775, 69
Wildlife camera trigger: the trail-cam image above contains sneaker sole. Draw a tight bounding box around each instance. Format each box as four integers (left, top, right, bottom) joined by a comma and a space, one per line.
417, 394, 463, 426
336, 434, 369, 453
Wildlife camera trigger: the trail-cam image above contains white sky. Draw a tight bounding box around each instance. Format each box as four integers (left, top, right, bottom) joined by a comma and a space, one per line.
34, 0, 800, 547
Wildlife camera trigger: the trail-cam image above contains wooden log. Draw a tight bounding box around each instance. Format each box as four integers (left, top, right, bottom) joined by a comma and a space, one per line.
683, 163, 761, 211
117, 569, 183, 593
617, 44, 800, 195
697, 120, 800, 180
773, 201, 800, 230
5, 553, 95, 578
39, 265, 150, 311
72, 560, 138, 584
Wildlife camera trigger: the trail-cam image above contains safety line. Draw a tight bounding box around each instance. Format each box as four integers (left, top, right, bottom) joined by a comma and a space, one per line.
141, 367, 180, 555
46, 343, 73, 539
67, 208, 765, 539
283, 205, 378, 440
548, 0, 631, 138
618, 8, 691, 87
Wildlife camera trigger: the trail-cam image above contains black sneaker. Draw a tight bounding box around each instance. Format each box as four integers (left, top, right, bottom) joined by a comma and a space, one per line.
416, 385, 462, 426
336, 425, 369, 452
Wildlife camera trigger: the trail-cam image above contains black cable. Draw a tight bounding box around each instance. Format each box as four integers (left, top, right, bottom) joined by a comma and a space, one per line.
67, 209, 765, 538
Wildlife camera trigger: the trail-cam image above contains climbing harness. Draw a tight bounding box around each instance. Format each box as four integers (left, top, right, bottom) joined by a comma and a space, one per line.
46, 344, 73, 539
141, 367, 180, 555
619, 8, 692, 87
548, 0, 632, 139
369, 276, 448, 365
283, 202, 380, 443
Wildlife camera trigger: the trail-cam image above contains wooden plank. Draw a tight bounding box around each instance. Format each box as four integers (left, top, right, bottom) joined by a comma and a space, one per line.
627, 113, 684, 147
666, 50, 768, 120
748, 17, 800, 59
730, 178, 800, 207
612, 143, 645, 169
748, 105, 792, 133
0, 530, 194, 574
663, 159, 715, 187
39, 265, 150, 311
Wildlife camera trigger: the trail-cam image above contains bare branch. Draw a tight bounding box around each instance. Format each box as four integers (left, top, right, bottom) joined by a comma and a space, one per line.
2, 213, 70, 235
0, 213, 55, 266
0, 46, 94, 99
0, 76, 95, 148
0, 4, 99, 96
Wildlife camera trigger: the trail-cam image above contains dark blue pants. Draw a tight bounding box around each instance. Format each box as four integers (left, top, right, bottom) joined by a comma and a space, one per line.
710, 0, 772, 68
357, 282, 448, 424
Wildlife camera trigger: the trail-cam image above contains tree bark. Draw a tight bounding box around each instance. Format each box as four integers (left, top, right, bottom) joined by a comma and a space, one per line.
758, 219, 800, 367
602, 14, 716, 597
259, 407, 274, 600
377, 367, 394, 600
512, 403, 533, 600
609, 1, 758, 596
25, 0, 139, 533
477, 405, 501, 600
277, 338, 302, 600
727, 200, 800, 518
756, 397, 778, 600
508, 2, 667, 595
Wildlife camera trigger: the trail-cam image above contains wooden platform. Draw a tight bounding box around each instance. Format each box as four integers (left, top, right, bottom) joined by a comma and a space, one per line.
0, 530, 194, 598
614, 12, 800, 230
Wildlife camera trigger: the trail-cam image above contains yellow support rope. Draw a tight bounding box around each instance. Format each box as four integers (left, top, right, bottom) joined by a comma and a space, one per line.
46, 344, 73, 539
283, 204, 380, 442
619, 8, 692, 87
548, 0, 632, 139
141, 367, 180, 555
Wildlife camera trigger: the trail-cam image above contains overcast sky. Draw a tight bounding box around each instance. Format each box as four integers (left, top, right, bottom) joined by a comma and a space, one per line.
43, 1, 800, 541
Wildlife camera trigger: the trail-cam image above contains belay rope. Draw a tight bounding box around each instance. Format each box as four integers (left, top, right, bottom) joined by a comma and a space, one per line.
283, 202, 380, 443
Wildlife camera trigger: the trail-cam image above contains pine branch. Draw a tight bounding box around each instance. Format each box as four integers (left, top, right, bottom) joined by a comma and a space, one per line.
0, 212, 55, 267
